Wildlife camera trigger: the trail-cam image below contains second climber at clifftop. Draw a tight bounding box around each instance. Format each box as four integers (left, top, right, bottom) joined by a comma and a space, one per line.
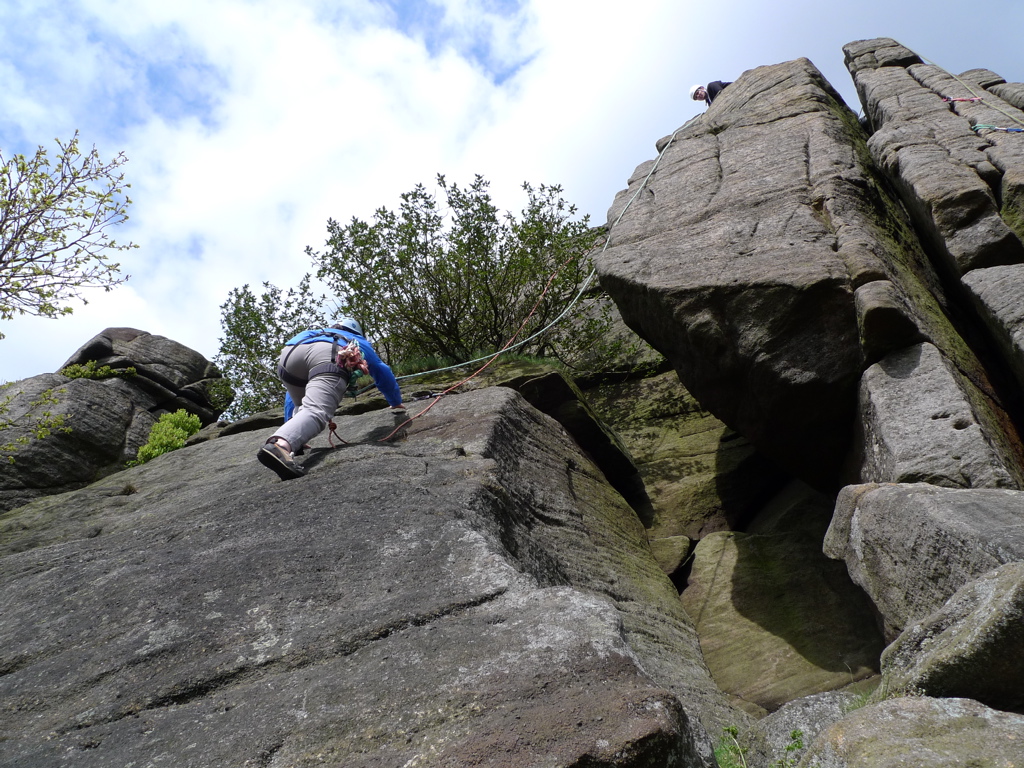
690, 81, 731, 106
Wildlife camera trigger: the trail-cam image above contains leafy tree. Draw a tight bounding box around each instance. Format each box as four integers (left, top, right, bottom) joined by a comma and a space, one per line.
1, 383, 72, 464
217, 175, 622, 419
0, 131, 136, 339
214, 276, 328, 418
305, 174, 601, 363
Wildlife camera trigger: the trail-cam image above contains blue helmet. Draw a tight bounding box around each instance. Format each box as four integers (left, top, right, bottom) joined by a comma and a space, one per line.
336, 316, 363, 336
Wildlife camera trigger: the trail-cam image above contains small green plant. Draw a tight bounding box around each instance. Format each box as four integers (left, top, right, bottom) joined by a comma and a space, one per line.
128, 409, 202, 467
715, 725, 748, 768
60, 360, 137, 380
1, 384, 72, 463
771, 730, 805, 768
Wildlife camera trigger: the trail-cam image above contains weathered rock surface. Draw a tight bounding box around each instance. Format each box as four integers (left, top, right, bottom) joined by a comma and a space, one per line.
62, 327, 228, 423
845, 37, 1024, 429
854, 342, 1016, 488
0, 387, 738, 767
680, 530, 883, 715
1, 331, 227, 513
746, 689, 871, 768
824, 483, 1024, 638
878, 561, 1024, 711
586, 371, 787, 554
798, 696, 1024, 767
596, 53, 1024, 494
963, 263, 1024, 391
597, 58, 871, 489
847, 38, 1024, 272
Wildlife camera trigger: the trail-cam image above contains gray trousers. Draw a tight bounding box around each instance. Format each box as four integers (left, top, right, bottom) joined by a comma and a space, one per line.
271, 341, 349, 449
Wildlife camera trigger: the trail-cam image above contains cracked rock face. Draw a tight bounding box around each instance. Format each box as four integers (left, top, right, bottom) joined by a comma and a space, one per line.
1, 328, 228, 513
0, 387, 736, 767
596, 58, 872, 490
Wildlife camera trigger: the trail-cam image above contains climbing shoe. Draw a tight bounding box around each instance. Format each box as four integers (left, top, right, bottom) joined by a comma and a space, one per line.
257, 439, 306, 480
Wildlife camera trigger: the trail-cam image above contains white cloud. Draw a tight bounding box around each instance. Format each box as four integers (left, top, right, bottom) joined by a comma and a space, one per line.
2, 0, 1022, 382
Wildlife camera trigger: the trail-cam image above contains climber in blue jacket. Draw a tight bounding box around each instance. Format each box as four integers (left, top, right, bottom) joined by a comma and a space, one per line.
258, 317, 404, 480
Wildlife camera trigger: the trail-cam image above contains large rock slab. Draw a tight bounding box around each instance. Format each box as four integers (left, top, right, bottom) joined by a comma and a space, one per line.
597, 58, 874, 489
799, 696, 1024, 768
0, 387, 739, 767
0, 374, 158, 512
824, 482, 1024, 638
680, 530, 883, 715
854, 342, 1016, 488
878, 561, 1024, 711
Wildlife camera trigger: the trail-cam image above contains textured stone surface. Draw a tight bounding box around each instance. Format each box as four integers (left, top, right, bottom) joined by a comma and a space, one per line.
854, 280, 925, 364
1, 329, 229, 513
843, 37, 921, 75
846, 40, 1024, 276
909, 63, 1024, 246
62, 327, 227, 422
0, 374, 157, 512
799, 696, 1024, 768
879, 562, 1024, 711
825, 483, 1024, 638
854, 342, 1016, 489
597, 58, 874, 489
0, 387, 736, 767
963, 264, 1024, 391
586, 371, 787, 546
988, 81, 1024, 111
747, 689, 869, 768
680, 530, 883, 714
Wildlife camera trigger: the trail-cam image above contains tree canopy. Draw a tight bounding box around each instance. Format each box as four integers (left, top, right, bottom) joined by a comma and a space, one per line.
0, 132, 135, 339
306, 175, 600, 364
217, 174, 616, 418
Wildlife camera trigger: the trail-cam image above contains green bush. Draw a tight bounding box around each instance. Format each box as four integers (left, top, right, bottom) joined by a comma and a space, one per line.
60, 360, 137, 379
129, 409, 201, 466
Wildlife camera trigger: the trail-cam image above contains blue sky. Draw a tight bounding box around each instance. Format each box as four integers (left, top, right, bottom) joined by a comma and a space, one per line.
2, 0, 1023, 382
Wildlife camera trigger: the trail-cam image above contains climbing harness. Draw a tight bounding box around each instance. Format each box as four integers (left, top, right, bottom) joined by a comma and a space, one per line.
278, 330, 357, 388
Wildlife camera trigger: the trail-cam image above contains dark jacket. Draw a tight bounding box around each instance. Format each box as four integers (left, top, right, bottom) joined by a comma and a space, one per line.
705, 80, 731, 106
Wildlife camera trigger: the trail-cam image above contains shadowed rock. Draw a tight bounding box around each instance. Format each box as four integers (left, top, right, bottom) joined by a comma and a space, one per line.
680, 529, 883, 715
825, 483, 1024, 638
